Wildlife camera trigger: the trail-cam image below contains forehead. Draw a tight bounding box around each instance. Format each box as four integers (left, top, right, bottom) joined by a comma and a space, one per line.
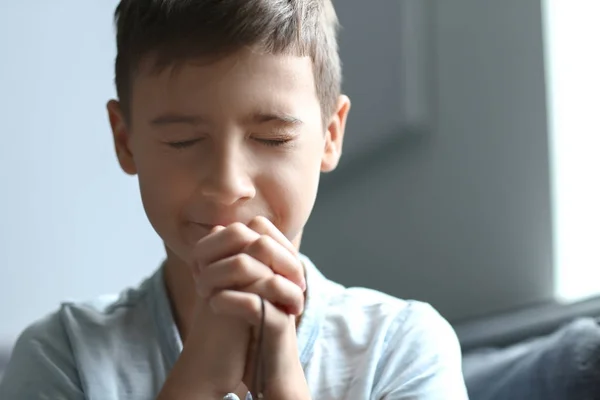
130, 49, 321, 122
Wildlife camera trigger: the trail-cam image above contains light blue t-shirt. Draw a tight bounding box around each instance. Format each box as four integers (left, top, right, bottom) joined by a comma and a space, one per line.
0, 255, 469, 399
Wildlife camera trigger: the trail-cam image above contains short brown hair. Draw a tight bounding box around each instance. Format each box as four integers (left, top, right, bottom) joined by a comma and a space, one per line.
113, 0, 342, 124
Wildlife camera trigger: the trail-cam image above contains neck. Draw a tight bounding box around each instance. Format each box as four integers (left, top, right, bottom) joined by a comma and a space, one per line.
163, 247, 197, 341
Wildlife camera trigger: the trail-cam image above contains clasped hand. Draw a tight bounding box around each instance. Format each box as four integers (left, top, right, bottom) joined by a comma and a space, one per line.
190, 216, 310, 399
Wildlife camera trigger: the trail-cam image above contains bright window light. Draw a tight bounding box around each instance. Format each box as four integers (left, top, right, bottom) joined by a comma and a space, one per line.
544, 1, 600, 301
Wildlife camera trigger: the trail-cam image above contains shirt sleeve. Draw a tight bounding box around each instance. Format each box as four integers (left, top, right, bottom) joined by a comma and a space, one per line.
372, 302, 469, 400
0, 312, 85, 400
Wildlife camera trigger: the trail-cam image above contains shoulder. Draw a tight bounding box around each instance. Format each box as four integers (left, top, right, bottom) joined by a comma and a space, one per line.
55, 279, 155, 355
0, 307, 84, 398
340, 290, 469, 398
320, 282, 438, 343
372, 298, 469, 398
327, 285, 414, 319
317, 284, 469, 398
325, 285, 459, 347
59, 281, 153, 334
377, 299, 462, 369
0, 275, 159, 399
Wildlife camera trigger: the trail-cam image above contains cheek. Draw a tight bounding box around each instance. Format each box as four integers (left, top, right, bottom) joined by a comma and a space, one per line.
132, 140, 197, 236
258, 145, 323, 239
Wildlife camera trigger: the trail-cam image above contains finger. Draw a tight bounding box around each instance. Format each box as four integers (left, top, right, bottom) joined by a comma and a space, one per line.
243, 235, 306, 292
211, 225, 225, 234
192, 222, 260, 271
196, 253, 273, 298
209, 291, 291, 334
242, 274, 305, 316
247, 216, 298, 256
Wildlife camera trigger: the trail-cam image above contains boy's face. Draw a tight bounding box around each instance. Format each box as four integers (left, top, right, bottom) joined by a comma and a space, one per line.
108, 49, 350, 264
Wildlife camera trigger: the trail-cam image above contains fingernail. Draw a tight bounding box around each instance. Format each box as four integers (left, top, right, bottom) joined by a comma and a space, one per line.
302, 278, 307, 292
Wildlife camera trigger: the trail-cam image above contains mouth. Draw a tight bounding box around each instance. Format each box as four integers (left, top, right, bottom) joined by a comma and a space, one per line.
194, 223, 216, 230
190, 223, 221, 234
192, 221, 244, 231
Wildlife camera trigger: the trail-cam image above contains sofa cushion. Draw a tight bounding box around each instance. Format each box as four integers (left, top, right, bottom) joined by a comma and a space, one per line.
463, 318, 600, 400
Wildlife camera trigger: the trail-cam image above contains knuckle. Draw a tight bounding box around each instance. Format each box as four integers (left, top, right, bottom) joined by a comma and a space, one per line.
231, 253, 252, 272
242, 294, 260, 314
266, 275, 283, 292
257, 216, 272, 228
268, 276, 299, 306
246, 235, 271, 257
228, 222, 247, 237
247, 216, 261, 230
251, 215, 266, 225
255, 235, 274, 250
248, 216, 271, 235
290, 257, 303, 275
280, 277, 303, 304
286, 281, 303, 301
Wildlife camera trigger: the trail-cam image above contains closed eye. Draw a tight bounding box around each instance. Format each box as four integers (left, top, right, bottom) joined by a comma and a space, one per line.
166, 139, 202, 149
254, 138, 295, 147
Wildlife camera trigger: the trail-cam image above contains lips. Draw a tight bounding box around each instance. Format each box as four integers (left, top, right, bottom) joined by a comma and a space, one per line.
193, 220, 247, 230
194, 222, 217, 230
186, 217, 264, 244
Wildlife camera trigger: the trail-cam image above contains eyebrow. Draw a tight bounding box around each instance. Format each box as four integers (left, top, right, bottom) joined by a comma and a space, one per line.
150, 112, 303, 127
150, 114, 206, 126
249, 112, 304, 127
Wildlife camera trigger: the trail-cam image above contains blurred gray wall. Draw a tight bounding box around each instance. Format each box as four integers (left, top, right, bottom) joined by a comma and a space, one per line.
303, 0, 553, 322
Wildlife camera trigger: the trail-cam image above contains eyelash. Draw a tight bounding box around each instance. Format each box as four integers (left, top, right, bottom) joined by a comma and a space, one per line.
168, 140, 200, 149
255, 138, 293, 147
167, 138, 293, 149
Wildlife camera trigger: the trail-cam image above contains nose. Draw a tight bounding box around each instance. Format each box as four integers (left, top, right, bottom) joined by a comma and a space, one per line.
199, 144, 256, 206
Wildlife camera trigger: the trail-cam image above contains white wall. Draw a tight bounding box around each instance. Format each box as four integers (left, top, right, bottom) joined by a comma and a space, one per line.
543, 0, 600, 302
0, 1, 165, 345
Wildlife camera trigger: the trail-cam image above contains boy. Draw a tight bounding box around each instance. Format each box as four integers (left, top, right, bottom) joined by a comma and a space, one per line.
0, 0, 469, 399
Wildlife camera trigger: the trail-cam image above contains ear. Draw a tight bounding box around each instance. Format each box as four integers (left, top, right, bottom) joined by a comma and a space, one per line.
321, 95, 351, 173
107, 100, 137, 175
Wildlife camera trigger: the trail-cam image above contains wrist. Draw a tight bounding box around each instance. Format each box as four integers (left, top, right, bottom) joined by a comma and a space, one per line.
262, 385, 311, 400
262, 364, 310, 400
157, 375, 223, 400
157, 344, 232, 400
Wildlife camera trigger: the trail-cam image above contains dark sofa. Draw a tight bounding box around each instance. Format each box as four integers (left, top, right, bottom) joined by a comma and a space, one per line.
456, 296, 600, 400
0, 347, 9, 384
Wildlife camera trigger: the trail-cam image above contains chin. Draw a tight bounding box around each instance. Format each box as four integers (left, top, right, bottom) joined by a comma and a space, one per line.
178, 221, 211, 244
